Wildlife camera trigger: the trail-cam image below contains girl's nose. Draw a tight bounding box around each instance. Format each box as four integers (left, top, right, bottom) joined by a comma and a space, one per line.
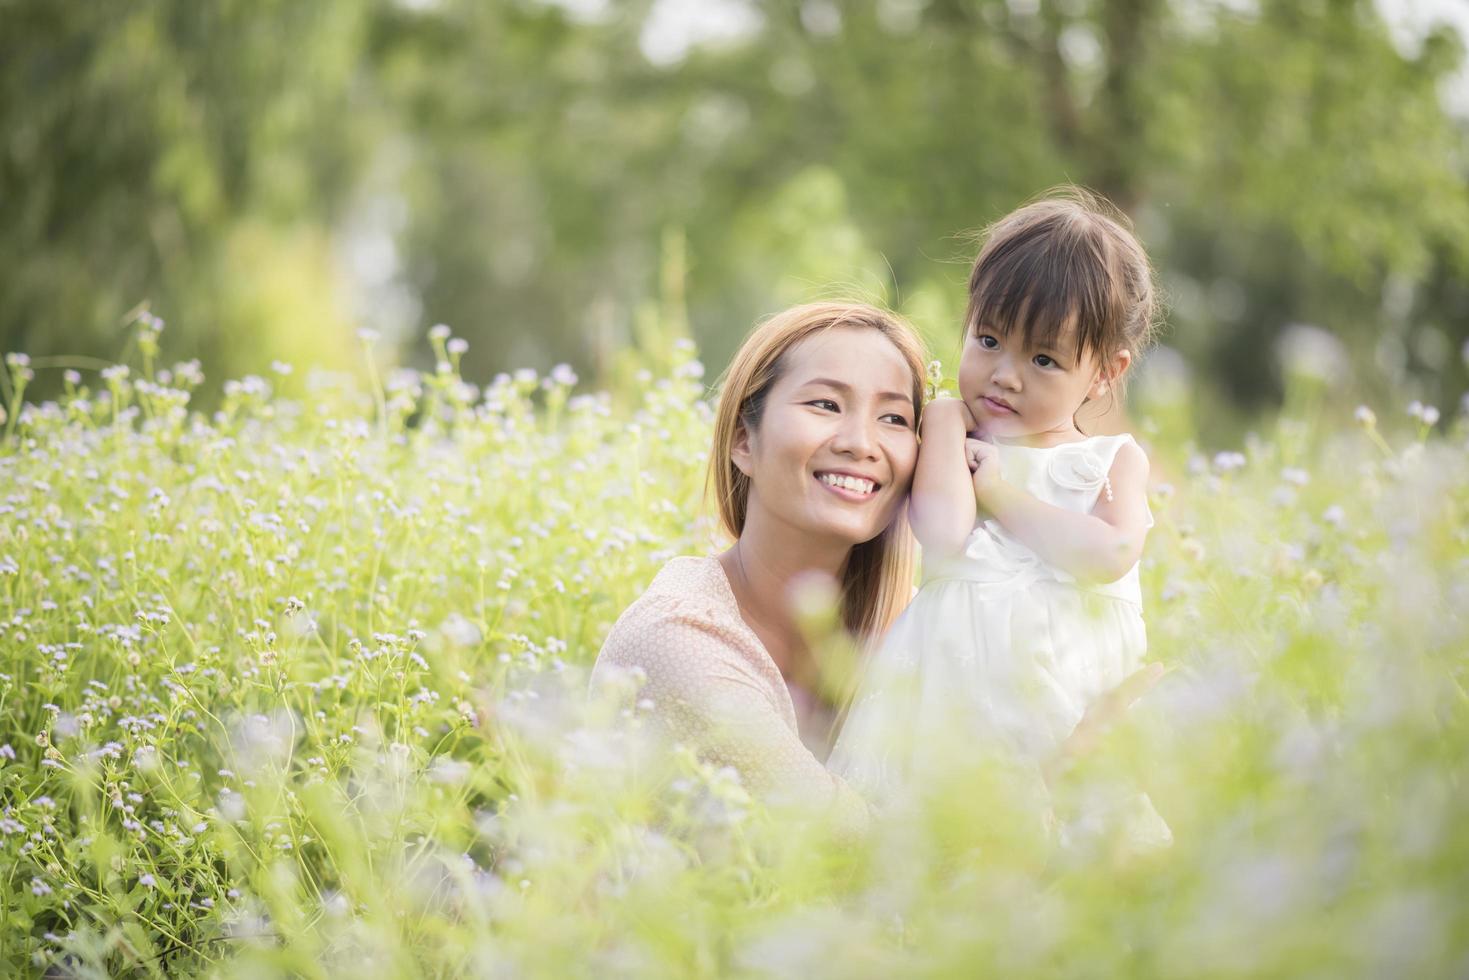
991, 355, 1021, 390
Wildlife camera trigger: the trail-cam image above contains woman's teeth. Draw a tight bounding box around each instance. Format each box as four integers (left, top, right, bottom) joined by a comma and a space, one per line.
817, 473, 876, 494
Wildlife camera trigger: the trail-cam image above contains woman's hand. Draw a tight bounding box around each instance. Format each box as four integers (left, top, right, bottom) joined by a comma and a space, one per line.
1044, 662, 1167, 787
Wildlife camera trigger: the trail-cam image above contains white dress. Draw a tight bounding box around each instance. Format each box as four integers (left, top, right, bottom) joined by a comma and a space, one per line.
829, 434, 1170, 846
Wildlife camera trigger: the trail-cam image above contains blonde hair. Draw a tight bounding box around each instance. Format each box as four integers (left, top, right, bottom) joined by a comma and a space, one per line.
707, 301, 927, 642
965, 185, 1160, 397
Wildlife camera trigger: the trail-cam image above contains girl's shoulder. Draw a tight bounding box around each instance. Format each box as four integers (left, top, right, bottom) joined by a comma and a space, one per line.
1072, 431, 1144, 457
998, 432, 1143, 458
1081, 431, 1145, 470
1032, 433, 1144, 493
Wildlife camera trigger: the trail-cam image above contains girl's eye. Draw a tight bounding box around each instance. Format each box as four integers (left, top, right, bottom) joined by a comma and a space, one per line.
1034, 354, 1056, 368
977, 334, 1000, 350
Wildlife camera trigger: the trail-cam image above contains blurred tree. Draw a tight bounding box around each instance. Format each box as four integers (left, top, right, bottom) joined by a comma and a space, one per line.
0, 0, 374, 393
2, 0, 1465, 422
690, 0, 1469, 413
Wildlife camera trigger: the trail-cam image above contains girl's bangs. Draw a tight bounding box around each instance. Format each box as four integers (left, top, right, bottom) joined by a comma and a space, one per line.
966, 222, 1117, 362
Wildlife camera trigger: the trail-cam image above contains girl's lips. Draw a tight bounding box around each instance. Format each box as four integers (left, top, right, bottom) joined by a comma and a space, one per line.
980, 396, 1016, 415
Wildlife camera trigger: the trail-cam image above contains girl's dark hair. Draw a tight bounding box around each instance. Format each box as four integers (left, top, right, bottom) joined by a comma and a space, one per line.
964, 185, 1159, 384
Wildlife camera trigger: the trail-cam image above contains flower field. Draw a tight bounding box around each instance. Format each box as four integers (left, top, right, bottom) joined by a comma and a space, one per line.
1, 325, 1466, 978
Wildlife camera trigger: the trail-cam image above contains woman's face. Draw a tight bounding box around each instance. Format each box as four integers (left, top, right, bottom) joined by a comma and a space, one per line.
733, 326, 919, 550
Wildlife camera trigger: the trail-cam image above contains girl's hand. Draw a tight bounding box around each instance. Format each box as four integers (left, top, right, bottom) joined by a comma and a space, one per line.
965, 437, 1002, 495
920, 396, 978, 437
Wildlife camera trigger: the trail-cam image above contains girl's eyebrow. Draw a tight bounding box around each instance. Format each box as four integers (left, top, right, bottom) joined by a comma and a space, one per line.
799, 378, 911, 404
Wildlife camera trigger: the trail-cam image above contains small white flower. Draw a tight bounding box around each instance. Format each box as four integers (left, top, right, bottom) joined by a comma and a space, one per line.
429, 324, 452, 341
1275, 323, 1347, 382
1354, 405, 1377, 427
1213, 451, 1247, 473
440, 614, 482, 648
447, 338, 469, 356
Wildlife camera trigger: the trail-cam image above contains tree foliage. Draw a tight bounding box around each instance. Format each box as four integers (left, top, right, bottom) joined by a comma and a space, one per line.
2, 0, 1466, 417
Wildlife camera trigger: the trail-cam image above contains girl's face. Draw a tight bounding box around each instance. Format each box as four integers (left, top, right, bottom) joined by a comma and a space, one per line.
733, 327, 919, 550
958, 321, 1127, 446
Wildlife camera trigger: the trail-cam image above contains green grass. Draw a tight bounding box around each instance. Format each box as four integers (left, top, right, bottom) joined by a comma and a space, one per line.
1, 327, 1466, 978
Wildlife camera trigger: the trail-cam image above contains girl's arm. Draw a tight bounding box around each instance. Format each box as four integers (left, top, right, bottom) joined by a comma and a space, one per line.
969, 438, 1151, 584
908, 398, 980, 561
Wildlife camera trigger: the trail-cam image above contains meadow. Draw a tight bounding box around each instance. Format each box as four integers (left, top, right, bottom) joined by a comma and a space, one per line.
1, 319, 1466, 978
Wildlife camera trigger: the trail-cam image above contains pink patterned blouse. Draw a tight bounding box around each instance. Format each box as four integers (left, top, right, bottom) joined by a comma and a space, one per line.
591, 556, 869, 834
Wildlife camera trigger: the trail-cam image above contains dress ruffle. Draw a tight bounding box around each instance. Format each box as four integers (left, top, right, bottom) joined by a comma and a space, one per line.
1046, 443, 1112, 494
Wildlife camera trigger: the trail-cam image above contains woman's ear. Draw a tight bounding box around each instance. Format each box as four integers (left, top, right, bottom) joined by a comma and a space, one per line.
1089, 348, 1131, 400
731, 421, 755, 477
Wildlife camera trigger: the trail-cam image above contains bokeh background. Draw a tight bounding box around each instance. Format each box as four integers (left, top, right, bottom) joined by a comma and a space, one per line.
4, 0, 1467, 438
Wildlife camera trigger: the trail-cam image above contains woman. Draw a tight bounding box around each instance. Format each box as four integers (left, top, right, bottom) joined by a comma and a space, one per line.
591, 301, 1158, 834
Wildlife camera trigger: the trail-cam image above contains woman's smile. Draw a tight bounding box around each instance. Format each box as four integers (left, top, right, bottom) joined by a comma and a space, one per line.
814, 469, 882, 500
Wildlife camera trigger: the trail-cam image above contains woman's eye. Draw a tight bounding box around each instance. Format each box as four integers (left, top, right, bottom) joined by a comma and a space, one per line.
882, 413, 912, 428
808, 399, 839, 411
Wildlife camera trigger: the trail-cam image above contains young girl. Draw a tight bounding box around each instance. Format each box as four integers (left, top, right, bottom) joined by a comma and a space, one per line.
829, 187, 1169, 846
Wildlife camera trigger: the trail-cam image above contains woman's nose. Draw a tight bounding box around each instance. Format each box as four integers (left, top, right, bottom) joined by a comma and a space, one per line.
831, 412, 880, 459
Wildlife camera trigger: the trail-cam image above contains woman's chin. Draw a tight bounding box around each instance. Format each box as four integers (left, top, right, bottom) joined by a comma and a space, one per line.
806, 510, 891, 547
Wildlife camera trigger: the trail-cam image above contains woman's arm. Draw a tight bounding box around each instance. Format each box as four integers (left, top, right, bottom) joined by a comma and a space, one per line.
908, 398, 980, 561
969, 438, 1152, 583
593, 608, 870, 836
